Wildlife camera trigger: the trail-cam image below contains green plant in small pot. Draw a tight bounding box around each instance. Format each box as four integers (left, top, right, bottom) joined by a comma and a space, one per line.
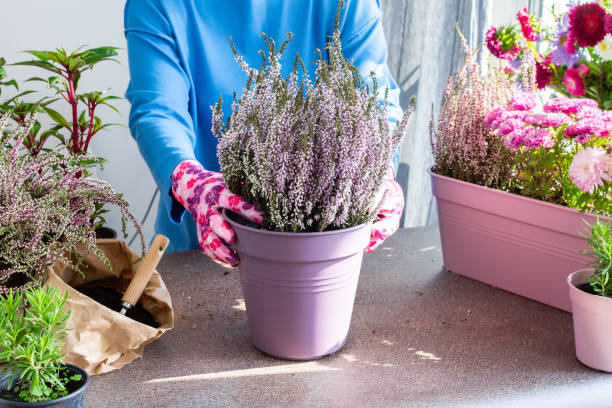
0, 286, 89, 407
568, 219, 612, 372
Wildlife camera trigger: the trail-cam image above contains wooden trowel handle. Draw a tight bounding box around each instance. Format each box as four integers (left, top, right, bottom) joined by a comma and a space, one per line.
122, 234, 170, 307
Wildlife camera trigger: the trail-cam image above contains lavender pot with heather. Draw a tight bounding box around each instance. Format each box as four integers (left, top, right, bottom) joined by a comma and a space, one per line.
214, 8, 413, 359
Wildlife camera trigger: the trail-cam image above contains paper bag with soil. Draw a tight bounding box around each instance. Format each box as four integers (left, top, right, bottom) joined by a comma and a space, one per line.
44, 239, 174, 375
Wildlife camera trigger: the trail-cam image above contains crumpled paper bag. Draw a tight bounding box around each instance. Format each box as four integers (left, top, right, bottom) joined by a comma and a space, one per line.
44, 239, 174, 375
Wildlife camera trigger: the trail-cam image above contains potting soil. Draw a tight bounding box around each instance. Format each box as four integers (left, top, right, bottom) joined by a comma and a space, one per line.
75, 285, 160, 328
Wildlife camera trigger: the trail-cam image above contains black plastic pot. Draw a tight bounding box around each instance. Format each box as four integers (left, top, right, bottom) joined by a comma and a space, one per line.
94, 226, 117, 240
0, 364, 89, 408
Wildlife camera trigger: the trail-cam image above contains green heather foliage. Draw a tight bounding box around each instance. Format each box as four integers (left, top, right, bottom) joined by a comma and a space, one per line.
0, 286, 80, 403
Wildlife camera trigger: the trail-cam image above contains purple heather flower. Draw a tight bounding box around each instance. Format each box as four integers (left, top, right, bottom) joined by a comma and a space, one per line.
213, 30, 413, 232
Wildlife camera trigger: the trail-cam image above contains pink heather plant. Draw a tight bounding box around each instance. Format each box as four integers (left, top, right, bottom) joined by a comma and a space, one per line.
0, 115, 144, 293
213, 12, 413, 233
431, 33, 517, 189
487, 96, 612, 215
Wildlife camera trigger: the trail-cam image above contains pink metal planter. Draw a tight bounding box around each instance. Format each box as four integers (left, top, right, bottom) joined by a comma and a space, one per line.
431, 171, 610, 312
223, 209, 371, 360
568, 270, 612, 372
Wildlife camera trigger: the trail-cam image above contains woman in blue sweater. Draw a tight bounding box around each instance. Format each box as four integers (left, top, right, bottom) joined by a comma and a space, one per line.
124, 0, 404, 263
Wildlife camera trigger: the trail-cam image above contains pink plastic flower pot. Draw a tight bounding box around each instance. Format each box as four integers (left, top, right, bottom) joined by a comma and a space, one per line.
568, 270, 612, 372
431, 171, 610, 312
223, 210, 371, 360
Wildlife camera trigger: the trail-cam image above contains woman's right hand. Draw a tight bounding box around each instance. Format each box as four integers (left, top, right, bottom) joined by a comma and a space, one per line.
171, 160, 264, 266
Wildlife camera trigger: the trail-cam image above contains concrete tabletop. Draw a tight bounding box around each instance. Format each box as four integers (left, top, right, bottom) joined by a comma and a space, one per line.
86, 227, 612, 408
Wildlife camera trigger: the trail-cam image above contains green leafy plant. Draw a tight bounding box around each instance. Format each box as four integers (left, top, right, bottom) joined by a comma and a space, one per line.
12, 46, 122, 155
582, 219, 612, 297
0, 286, 81, 403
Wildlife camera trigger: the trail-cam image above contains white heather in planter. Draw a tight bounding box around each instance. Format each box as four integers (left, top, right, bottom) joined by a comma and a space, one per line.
212, 20, 413, 233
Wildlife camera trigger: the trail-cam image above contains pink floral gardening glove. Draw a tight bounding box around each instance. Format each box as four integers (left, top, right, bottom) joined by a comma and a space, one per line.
365, 167, 405, 253
171, 160, 264, 266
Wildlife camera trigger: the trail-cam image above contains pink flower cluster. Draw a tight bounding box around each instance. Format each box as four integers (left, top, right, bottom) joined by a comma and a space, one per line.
486, 94, 556, 151
488, 96, 612, 150
517, 8, 538, 42
487, 96, 612, 193
544, 97, 611, 143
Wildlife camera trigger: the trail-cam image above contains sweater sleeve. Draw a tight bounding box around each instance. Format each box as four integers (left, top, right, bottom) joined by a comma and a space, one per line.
124, 0, 195, 223
340, 0, 403, 173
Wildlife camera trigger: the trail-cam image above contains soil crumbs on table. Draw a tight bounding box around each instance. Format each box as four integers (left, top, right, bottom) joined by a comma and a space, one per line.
76, 285, 160, 328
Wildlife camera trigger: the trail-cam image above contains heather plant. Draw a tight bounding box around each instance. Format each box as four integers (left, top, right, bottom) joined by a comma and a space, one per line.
430, 33, 518, 189
486, 95, 612, 215
582, 219, 612, 297
0, 286, 81, 403
0, 115, 144, 294
213, 6, 413, 232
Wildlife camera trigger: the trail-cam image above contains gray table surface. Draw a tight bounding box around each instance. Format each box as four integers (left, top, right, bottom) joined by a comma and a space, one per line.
85, 227, 612, 408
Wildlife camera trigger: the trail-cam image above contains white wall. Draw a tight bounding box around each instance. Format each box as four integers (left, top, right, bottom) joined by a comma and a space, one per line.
0, 0, 158, 249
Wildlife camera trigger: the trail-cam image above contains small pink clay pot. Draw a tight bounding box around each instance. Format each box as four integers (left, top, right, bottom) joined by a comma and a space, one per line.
568, 269, 612, 372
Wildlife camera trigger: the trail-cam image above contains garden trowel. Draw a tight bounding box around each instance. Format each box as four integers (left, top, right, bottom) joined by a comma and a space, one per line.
120, 234, 170, 315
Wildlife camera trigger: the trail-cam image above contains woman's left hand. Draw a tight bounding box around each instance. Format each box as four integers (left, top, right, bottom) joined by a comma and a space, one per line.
365, 167, 404, 253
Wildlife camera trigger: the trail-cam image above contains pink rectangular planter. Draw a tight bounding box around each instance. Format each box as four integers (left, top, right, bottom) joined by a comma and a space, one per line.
431, 171, 610, 312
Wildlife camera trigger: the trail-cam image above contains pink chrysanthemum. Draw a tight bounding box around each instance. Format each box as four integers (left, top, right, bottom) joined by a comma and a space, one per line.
517, 8, 538, 41
485, 107, 505, 127
486, 26, 521, 60
498, 118, 526, 136
568, 2, 607, 47
503, 127, 530, 151
543, 97, 598, 115
564, 66, 588, 96
509, 93, 536, 111
523, 128, 554, 149
523, 112, 570, 127
569, 146, 612, 193
566, 118, 610, 142
606, 13, 612, 34
486, 108, 526, 129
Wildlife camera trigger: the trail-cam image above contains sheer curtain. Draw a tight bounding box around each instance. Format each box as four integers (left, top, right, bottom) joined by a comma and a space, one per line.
380, 0, 491, 227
